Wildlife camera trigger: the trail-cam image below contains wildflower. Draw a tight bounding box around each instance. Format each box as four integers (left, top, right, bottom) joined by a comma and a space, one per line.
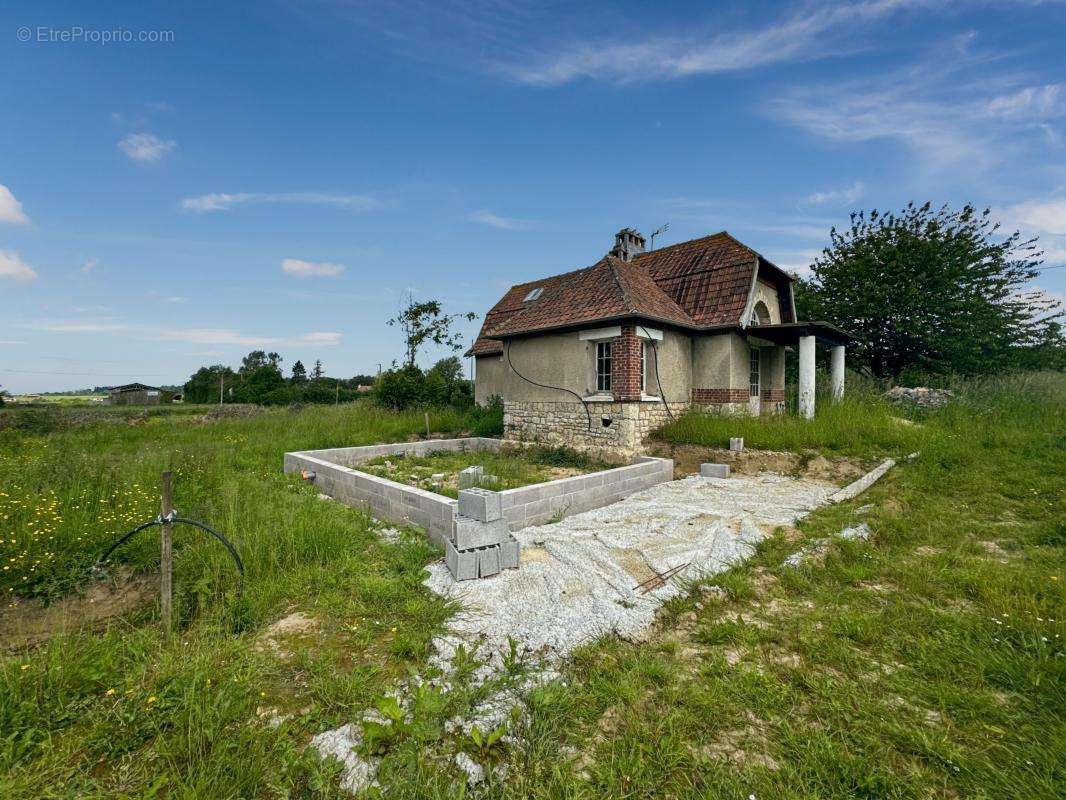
20, 664, 30, 670
147, 696, 157, 704
105, 688, 116, 696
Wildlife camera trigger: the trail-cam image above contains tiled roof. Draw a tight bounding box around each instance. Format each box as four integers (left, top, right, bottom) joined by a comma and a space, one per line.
467, 232, 783, 355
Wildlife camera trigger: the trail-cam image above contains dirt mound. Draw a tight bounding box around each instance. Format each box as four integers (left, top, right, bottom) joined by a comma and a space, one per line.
647, 443, 867, 485
254, 611, 319, 659
0, 568, 157, 650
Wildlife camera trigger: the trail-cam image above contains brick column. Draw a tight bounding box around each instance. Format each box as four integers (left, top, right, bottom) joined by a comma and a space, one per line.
612, 325, 643, 402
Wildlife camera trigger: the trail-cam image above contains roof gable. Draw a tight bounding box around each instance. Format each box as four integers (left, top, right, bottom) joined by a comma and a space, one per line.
466, 231, 790, 355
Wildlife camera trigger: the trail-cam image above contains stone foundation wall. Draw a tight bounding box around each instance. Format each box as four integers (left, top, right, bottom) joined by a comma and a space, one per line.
504, 400, 683, 459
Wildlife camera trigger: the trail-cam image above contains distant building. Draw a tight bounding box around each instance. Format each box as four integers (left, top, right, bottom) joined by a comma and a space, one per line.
107, 383, 165, 405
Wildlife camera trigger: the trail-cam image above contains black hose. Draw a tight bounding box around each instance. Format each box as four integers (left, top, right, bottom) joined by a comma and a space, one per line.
93, 516, 244, 583
636, 325, 674, 420
506, 341, 592, 431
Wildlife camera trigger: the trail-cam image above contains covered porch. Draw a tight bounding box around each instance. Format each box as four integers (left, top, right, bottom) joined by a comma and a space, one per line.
746, 322, 856, 419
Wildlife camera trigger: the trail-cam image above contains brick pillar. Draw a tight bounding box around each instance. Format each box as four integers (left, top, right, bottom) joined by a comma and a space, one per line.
612, 325, 643, 402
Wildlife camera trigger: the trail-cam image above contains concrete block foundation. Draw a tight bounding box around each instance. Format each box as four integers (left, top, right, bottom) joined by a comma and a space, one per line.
283, 438, 673, 581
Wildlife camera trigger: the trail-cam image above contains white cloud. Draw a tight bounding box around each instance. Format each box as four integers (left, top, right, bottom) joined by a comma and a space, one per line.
181, 191, 382, 213
0, 184, 30, 225
999, 198, 1066, 236
467, 209, 536, 230
297, 332, 343, 346
802, 182, 865, 206
0, 340, 28, 345
502, 0, 926, 85
0, 249, 38, 282
21, 317, 342, 347
118, 133, 177, 163
281, 258, 346, 278
81, 257, 99, 274
773, 54, 1066, 171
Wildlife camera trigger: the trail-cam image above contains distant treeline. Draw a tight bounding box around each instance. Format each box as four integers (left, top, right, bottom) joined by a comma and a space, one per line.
183, 351, 377, 405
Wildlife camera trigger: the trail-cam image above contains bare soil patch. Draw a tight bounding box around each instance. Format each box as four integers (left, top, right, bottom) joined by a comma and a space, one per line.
0, 568, 157, 649
254, 611, 319, 659
647, 442, 870, 485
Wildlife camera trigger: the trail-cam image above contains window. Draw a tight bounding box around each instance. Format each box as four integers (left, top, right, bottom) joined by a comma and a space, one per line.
523, 287, 543, 302
749, 300, 771, 326
749, 348, 761, 397
596, 341, 612, 392
640, 342, 646, 393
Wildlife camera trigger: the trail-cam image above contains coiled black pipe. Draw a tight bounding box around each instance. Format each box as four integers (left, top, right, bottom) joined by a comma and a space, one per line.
93, 516, 244, 583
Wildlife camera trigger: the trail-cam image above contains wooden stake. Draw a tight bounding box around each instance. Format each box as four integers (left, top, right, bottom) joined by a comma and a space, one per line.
424, 411, 431, 439
160, 471, 173, 633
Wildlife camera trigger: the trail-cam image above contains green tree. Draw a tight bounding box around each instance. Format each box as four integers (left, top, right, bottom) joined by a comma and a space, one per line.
799, 202, 1061, 379
387, 293, 476, 368
311, 359, 324, 381
291, 360, 307, 385
240, 351, 268, 375
183, 365, 237, 403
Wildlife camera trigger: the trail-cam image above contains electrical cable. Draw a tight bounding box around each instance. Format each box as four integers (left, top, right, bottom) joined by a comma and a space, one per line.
505, 341, 592, 431
636, 325, 674, 420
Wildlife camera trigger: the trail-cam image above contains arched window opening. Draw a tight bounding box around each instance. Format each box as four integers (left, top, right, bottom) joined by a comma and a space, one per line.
749, 301, 771, 326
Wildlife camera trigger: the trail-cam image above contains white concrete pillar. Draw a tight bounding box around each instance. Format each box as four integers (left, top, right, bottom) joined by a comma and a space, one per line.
798, 335, 816, 420
830, 345, 845, 402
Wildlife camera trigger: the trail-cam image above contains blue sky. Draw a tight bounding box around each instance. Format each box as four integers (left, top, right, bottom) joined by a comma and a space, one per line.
2, 0, 1064, 393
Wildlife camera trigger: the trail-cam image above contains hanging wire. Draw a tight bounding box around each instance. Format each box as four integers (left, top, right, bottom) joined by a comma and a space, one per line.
505, 340, 593, 430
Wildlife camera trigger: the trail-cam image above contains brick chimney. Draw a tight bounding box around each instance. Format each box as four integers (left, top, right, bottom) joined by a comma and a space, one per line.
610, 228, 646, 262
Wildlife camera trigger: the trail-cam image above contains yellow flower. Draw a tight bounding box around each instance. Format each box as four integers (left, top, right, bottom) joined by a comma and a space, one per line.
105, 688, 116, 696
147, 696, 157, 704
20, 664, 30, 670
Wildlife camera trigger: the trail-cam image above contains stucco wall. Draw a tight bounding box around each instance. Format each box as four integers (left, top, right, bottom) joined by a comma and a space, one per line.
750, 280, 783, 324
476, 326, 694, 406
691, 332, 749, 393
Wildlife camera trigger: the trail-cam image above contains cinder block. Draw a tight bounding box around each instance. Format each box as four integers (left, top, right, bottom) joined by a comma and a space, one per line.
478, 545, 500, 577
700, 463, 731, 478
457, 488, 502, 522
499, 536, 520, 570
729, 437, 744, 452
453, 515, 508, 550
458, 465, 484, 490
445, 538, 479, 581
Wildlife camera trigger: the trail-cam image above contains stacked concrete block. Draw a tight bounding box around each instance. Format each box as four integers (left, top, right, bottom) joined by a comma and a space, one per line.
458, 465, 484, 489
700, 463, 731, 478
446, 487, 519, 581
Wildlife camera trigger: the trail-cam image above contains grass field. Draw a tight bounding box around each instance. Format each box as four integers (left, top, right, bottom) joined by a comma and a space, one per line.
1, 375, 1063, 798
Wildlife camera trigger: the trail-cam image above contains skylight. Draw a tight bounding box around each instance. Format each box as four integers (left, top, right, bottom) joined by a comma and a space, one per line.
523, 287, 543, 301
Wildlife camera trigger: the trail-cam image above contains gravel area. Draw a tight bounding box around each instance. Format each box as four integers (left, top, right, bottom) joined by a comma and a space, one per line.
424, 472, 836, 672
313, 471, 838, 791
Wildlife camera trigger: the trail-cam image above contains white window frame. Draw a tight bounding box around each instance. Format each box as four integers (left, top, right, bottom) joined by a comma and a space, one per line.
595, 340, 612, 393
749, 347, 761, 398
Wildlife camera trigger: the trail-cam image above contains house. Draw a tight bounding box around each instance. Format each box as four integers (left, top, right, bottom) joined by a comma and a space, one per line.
467, 229, 853, 455
107, 383, 165, 405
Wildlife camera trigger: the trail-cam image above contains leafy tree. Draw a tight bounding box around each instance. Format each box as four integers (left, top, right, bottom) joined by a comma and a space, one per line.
291, 360, 308, 385
233, 365, 288, 405
387, 293, 476, 368
311, 359, 324, 381
240, 351, 268, 374
372, 357, 473, 410
183, 365, 237, 403
798, 202, 1062, 379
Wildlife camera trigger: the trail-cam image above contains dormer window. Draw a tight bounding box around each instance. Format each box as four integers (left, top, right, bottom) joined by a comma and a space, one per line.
523, 287, 543, 302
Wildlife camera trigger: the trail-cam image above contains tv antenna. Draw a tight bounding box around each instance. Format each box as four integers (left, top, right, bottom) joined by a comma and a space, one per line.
650, 223, 670, 251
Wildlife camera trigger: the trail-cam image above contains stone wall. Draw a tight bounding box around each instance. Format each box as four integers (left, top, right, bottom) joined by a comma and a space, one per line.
504, 399, 682, 459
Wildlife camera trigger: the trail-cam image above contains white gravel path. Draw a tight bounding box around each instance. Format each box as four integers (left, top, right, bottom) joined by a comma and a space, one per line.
424, 472, 836, 672
313, 471, 837, 791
